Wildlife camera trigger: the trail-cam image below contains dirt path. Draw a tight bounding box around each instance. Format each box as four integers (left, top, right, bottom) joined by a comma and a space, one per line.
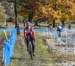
1, 33, 75, 66
9, 33, 62, 66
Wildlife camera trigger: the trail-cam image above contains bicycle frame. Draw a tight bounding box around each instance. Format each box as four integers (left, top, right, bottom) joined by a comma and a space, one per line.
27, 35, 33, 59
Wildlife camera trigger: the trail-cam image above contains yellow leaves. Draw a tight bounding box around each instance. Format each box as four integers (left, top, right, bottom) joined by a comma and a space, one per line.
42, 6, 47, 14
49, 7, 51, 11
41, 6, 52, 15
57, 0, 62, 3
70, 15, 75, 21
71, 3, 75, 14
33, 15, 38, 21
20, 12, 28, 19
37, 0, 75, 22
18, 0, 75, 22
64, 15, 70, 22
56, 16, 61, 23
23, 15, 28, 19
19, 10, 29, 19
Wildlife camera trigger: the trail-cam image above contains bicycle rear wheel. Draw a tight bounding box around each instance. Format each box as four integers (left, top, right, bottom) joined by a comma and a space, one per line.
28, 43, 33, 60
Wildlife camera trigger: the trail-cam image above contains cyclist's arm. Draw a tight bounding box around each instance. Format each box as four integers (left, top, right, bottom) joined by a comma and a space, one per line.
31, 30, 35, 40
24, 29, 27, 39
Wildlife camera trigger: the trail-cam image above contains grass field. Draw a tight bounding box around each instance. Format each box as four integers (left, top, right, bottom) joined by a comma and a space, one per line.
0, 30, 75, 66
8, 33, 62, 66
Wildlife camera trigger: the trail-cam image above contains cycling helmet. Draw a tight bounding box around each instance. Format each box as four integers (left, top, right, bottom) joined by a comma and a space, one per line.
26, 22, 31, 26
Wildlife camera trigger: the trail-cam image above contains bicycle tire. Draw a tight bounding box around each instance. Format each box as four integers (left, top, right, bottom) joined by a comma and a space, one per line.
28, 42, 33, 60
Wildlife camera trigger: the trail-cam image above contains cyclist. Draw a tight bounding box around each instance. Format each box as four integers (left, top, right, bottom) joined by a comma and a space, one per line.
24, 22, 35, 56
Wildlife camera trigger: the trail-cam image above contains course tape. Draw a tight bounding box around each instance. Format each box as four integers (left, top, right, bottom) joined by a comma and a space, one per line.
2, 28, 17, 66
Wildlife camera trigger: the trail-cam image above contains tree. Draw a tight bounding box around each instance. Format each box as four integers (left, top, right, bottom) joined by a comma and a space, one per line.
0, 3, 7, 27
7, 0, 75, 24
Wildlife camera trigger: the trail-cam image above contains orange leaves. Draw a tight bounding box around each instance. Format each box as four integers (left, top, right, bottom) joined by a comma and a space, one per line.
17, 0, 75, 22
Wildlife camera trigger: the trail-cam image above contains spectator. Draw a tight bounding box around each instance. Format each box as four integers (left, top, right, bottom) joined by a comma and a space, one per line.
57, 24, 62, 37
68, 23, 71, 30
48, 23, 52, 31
16, 24, 20, 35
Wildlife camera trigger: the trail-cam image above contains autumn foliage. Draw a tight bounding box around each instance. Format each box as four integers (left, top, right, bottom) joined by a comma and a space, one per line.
8, 0, 75, 23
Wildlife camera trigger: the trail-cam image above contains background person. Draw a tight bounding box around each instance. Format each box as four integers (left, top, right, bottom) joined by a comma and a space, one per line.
57, 24, 62, 37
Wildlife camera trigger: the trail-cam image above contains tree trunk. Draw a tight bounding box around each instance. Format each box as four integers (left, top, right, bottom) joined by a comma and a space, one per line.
14, 0, 17, 28
28, 11, 34, 22
61, 20, 65, 28
35, 21, 38, 26
53, 19, 55, 28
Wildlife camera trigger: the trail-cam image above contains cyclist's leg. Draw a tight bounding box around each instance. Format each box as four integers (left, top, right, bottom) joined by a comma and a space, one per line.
31, 39, 35, 54
25, 39, 29, 50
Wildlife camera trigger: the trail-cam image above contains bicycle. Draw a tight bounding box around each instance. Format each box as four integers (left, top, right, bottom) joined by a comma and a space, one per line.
27, 35, 33, 60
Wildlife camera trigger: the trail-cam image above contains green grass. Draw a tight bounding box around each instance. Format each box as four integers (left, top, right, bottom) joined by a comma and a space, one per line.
1, 32, 75, 66
0, 32, 4, 65
9, 33, 62, 66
